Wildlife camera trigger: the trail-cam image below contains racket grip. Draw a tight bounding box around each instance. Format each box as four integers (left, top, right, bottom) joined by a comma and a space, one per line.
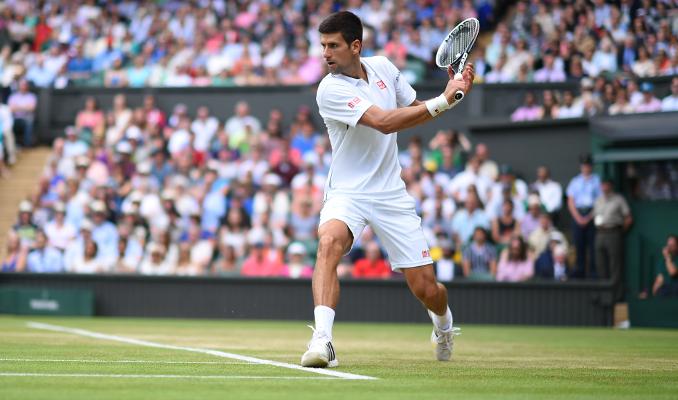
454, 90, 464, 101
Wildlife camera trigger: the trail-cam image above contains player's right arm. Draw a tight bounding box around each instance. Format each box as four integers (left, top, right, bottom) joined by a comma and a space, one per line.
359, 64, 474, 134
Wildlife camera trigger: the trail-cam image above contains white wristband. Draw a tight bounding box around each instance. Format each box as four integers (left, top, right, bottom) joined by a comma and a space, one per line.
425, 94, 450, 117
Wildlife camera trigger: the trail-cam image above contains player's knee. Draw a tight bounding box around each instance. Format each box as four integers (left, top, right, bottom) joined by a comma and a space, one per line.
413, 281, 440, 303
318, 234, 347, 257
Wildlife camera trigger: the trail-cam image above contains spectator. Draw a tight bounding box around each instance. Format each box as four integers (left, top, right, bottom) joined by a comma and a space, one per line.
241, 241, 285, 277
75, 97, 105, 138
421, 184, 456, 236
13, 200, 38, 247
70, 240, 105, 274
608, 87, 635, 115
8, 79, 37, 147
90, 200, 119, 269
433, 235, 456, 282
534, 243, 571, 281
225, 101, 262, 151
44, 202, 76, 252
511, 92, 543, 122
0, 98, 15, 166
496, 235, 534, 282
491, 199, 520, 247
475, 143, 498, 183
175, 242, 203, 276
534, 50, 566, 82
282, 242, 313, 279
451, 189, 491, 247
67, 44, 93, 82
567, 154, 601, 278
532, 166, 563, 217
352, 241, 391, 279
660, 77, 678, 112
62, 126, 88, 159
448, 156, 492, 205
635, 82, 662, 113
213, 244, 242, 277
191, 106, 219, 163
593, 178, 633, 301
114, 233, 144, 274
528, 214, 568, 256
652, 235, 678, 297
556, 90, 584, 119
26, 230, 63, 273
289, 199, 319, 242
139, 242, 174, 275
1, 230, 27, 272
631, 47, 656, 77
521, 193, 543, 239
461, 227, 497, 281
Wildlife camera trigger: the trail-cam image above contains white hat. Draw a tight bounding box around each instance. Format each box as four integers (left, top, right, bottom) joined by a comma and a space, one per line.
53, 202, 66, 213
125, 125, 142, 141
19, 200, 33, 213
287, 242, 307, 256
554, 244, 568, 257
136, 161, 152, 175
549, 231, 566, 244
116, 141, 133, 154
129, 191, 144, 203
80, 219, 94, 231
90, 200, 107, 213
160, 189, 175, 201
121, 201, 138, 215
262, 173, 282, 187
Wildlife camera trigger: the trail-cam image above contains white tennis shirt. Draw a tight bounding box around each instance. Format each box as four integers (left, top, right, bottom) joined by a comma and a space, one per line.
316, 56, 417, 198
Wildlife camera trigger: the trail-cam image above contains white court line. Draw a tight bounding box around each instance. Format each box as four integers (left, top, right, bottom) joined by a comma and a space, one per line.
27, 322, 377, 381
0, 358, 251, 365
0, 372, 335, 380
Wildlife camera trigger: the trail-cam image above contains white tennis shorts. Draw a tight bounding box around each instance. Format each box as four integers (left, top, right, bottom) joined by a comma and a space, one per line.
319, 192, 433, 271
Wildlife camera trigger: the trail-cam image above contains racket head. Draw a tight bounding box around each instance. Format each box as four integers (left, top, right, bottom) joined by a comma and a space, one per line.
435, 17, 480, 71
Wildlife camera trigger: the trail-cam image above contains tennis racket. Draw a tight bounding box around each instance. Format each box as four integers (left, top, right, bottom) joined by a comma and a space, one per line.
435, 17, 480, 102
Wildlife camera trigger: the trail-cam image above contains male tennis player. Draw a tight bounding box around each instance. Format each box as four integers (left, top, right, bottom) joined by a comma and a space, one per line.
301, 11, 474, 368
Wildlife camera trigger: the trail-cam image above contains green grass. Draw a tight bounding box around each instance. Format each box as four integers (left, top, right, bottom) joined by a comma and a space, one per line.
0, 315, 677, 399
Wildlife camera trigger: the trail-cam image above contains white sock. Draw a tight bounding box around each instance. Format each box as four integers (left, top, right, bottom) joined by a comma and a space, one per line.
314, 305, 335, 341
430, 306, 453, 332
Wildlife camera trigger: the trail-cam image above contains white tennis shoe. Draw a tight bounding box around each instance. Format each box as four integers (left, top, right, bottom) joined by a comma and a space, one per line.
301, 326, 338, 368
428, 311, 461, 361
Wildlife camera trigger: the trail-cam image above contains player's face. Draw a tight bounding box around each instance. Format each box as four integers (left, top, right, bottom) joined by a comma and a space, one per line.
320, 32, 359, 75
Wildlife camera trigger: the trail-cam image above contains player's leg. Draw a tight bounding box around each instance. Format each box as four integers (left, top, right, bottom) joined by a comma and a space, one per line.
313, 219, 353, 329
403, 265, 449, 319
302, 195, 367, 368
370, 194, 459, 361
301, 219, 352, 368
402, 265, 459, 361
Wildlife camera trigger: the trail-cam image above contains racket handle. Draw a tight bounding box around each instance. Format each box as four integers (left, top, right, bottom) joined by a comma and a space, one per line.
454, 90, 464, 101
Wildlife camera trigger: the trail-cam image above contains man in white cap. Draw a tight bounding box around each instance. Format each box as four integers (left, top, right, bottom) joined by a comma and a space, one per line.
13, 200, 38, 247
63, 126, 88, 159
284, 242, 313, 279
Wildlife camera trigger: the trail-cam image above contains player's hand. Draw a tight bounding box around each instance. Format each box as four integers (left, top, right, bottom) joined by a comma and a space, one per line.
443, 64, 474, 104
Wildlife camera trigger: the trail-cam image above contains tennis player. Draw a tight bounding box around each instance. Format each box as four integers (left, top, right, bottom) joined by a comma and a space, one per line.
301, 11, 474, 368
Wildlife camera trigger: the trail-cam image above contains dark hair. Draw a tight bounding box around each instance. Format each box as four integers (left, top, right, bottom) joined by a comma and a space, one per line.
318, 11, 363, 47
508, 235, 528, 261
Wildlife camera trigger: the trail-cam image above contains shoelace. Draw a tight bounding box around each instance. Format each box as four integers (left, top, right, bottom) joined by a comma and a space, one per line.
435, 327, 462, 344
306, 325, 330, 348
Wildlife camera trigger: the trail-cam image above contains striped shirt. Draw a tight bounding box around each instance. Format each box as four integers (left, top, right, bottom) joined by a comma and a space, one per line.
462, 242, 497, 276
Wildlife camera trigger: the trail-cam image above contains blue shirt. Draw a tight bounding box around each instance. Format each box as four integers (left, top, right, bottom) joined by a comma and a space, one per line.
67, 57, 93, 73
566, 173, 601, 208
127, 66, 151, 87
452, 209, 491, 244
27, 247, 64, 273
92, 221, 119, 262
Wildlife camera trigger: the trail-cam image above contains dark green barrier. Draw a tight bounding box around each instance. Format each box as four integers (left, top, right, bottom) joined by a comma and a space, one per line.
628, 298, 678, 328
0, 286, 94, 316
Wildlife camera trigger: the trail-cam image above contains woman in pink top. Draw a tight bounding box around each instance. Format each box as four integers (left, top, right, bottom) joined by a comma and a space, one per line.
76, 96, 105, 137
496, 235, 534, 282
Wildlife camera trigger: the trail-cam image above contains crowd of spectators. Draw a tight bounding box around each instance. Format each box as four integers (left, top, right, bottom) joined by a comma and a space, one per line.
0, 0, 496, 89
0, 92, 628, 285
510, 75, 678, 121
479, 0, 678, 84
0, 0, 673, 91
